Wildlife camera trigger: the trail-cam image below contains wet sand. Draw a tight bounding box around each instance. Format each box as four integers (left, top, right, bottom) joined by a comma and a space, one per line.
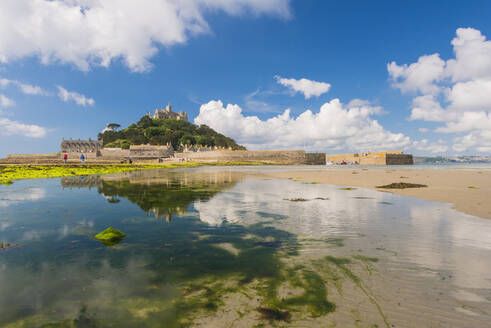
259, 168, 491, 219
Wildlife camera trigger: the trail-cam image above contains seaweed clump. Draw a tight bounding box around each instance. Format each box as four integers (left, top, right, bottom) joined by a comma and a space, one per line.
257, 307, 291, 322
376, 182, 427, 189
93, 227, 126, 246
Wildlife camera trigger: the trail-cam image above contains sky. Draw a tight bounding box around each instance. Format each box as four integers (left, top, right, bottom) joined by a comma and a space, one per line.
1, 0, 491, 157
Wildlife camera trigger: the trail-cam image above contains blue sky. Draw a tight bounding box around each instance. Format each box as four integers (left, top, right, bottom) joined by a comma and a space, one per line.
1, 0, 491, 157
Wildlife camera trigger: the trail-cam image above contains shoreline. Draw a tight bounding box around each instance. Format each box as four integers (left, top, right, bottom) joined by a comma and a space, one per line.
0, 162, 265, 185
2, 163, 490, 220
257, 168, 491, 219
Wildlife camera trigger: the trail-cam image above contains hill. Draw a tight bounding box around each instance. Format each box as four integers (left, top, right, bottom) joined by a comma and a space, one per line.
98, 115, 245, 150
414, 156, 491, 164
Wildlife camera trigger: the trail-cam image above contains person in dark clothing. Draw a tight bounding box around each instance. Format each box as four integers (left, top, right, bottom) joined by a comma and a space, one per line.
80, 153, 85, 164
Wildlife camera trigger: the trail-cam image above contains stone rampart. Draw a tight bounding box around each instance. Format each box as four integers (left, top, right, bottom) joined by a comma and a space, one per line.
99, 148, 131, 159
386, 154, 413, 165
325, 151, 413, 165
305, 153, 327, 165
129, 144, 174, 159
175, 150, 306, 164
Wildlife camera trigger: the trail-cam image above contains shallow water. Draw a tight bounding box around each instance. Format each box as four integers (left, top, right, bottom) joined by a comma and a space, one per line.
0, 167, 490, 327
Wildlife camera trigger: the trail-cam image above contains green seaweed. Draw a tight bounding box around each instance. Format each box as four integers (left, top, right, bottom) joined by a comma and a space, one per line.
283, 270, 336, 317
352, 255, 379, 263
257, 307, 291, 322
376, 247, 398, 256
324, 256, 389, 328
340, 187, 357, 191
256, 211, 288, 221
326, 238, 345, 247
352, 255, 379, 276
93, 227, 126, 246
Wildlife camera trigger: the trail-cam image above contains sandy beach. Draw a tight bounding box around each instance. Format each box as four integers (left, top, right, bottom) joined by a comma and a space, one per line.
259, 168, 491, 219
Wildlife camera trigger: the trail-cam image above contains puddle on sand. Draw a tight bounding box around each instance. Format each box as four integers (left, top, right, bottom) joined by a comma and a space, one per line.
0, 167, 491, 327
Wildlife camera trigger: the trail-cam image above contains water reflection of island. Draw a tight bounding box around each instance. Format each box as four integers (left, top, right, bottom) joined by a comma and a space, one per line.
61, 169, 241, 221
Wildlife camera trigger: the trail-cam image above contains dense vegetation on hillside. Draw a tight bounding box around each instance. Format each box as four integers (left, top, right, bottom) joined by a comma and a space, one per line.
98, 115, 245, 150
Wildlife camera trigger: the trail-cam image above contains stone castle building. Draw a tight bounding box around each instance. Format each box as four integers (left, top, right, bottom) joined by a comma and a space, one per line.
150, 104, 188, 121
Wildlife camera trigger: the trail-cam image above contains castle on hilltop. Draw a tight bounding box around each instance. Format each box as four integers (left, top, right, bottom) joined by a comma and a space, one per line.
149, 104, 188, 121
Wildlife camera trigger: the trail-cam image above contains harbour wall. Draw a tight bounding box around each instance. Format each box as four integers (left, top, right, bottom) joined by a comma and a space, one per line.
305, 153, 327, 165
99, 148, 130, 160
325, 151, 413, 165
174, 150, 308, 165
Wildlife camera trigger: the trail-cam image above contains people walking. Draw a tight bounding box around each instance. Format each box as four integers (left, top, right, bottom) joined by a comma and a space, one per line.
80, 153, 85, 164
63, 153, 68, 164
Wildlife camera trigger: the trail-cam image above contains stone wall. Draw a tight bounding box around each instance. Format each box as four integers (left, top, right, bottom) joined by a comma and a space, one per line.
174, 150, 306, 164
386, 154, 414, 165
305, 153, 327, 165
129, 144, 174, 159
66, 152, 99, 160
325, 153, 360, 164
325, 151, 413, 165
99, 148, 131, 160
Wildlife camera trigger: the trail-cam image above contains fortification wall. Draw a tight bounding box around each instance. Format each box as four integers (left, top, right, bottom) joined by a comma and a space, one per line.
174, 150, 306, 164
325, 153, 360, 164
99, 148, 130, 159
1, 152, 120, 164
325, 151, 413, 165
305, 153, 327, 165
386, 154, 413, 165
129, 145, 174, 158
360, 156, 386, 165
7, 153, 60, 160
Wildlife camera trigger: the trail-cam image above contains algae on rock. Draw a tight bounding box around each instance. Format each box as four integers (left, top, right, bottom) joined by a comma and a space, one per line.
93, 227, 126, 246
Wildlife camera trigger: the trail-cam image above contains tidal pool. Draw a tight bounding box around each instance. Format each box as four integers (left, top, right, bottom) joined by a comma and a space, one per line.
0, 167, 490, 327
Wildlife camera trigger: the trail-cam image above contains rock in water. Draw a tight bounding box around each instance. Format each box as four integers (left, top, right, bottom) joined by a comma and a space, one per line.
93, 227, 126, 246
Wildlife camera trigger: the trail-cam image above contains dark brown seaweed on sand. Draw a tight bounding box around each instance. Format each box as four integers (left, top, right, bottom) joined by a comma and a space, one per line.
376, 182, 427, 189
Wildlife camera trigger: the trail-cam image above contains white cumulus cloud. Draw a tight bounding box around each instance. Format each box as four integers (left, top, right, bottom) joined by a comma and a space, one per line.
0, 117, 47, 138
275, 76, 331, 99
0, 94, 15, 107
57, 86, 94, 106
194, 99, 410, 152
0, 77, 47, 95
411, 139, 448, 154
388, 27, 491, 153
388, 54, 445, 95
452, 130, 491, 153
0, 0, 290, 72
